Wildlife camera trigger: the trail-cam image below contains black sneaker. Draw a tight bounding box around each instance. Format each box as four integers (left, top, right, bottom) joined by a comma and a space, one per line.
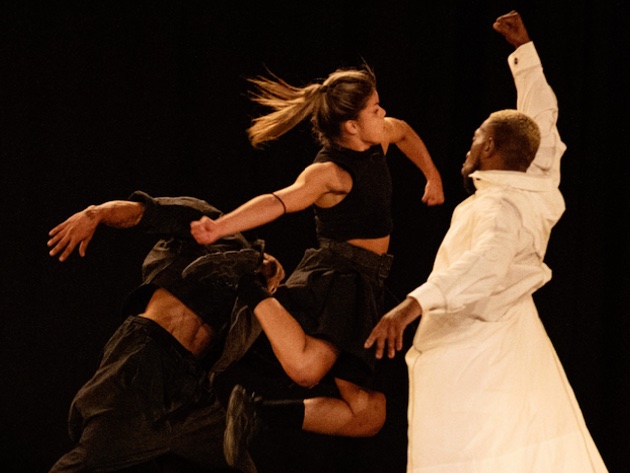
182, 248, 263, 289
224, 385, 262, 473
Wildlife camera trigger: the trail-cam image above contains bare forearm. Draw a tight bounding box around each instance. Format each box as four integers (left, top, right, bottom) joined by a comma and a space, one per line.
396, 126, 441, 182
215, 194, 285, 238
88, 201, 144, 228
392, 122, 444, 205
48, 200, 144, 261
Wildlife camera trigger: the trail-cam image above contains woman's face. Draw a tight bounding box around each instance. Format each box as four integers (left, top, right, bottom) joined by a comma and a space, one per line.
354, 90, 387, 145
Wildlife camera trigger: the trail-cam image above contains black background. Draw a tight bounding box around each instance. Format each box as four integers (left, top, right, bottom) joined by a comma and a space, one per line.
1, 1, 627, 471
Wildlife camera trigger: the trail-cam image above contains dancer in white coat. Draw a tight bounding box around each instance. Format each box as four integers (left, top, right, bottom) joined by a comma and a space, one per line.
365, 10, 608, 473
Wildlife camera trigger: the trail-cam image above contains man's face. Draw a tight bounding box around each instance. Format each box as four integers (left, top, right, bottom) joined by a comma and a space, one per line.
461, 119, 492, 179
461, 119, 492, 193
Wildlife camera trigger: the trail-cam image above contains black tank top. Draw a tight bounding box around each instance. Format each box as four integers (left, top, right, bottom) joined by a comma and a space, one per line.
313, 144, 393, 240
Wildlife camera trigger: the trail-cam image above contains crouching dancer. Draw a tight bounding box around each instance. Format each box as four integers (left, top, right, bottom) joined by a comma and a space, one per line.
47, 191, 283, 472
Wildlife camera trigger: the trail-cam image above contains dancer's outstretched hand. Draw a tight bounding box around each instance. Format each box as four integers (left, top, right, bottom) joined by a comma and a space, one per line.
493, 10, 531, 49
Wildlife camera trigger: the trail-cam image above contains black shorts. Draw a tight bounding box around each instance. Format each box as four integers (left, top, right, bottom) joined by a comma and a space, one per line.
50, 315, 228, 472
219, 239, 393, 395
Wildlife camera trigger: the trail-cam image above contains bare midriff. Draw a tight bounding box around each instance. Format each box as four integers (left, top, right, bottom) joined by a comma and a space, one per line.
139, 288, 215, 358
346, 235, 390, 256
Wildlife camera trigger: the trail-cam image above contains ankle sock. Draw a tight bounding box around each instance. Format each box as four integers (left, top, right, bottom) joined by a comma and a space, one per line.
258, 398, 305, 430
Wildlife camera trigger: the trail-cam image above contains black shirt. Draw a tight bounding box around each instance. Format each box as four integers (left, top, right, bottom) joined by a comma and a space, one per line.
313, 144, 393, 240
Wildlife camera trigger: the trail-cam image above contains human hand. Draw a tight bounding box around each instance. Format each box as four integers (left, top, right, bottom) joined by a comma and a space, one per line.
190, 216, 221, 245
364, 297, 422, 359
422, 178, 445, 206
261, 253, 286, 294
47, 207, 99, 262
493, 10, 531, 48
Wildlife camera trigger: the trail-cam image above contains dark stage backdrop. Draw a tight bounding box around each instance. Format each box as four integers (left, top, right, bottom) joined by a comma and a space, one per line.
2, 1, 626, 471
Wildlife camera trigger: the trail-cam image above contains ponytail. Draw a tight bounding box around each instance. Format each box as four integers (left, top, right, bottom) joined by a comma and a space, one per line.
247, 75, 323, 148
247, 64, 376, 148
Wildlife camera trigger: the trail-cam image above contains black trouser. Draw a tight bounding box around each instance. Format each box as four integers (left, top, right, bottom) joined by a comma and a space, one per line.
50, 316, 228, 472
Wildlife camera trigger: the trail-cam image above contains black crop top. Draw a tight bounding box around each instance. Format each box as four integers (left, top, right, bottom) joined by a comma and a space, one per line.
313, 144, 393, 240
